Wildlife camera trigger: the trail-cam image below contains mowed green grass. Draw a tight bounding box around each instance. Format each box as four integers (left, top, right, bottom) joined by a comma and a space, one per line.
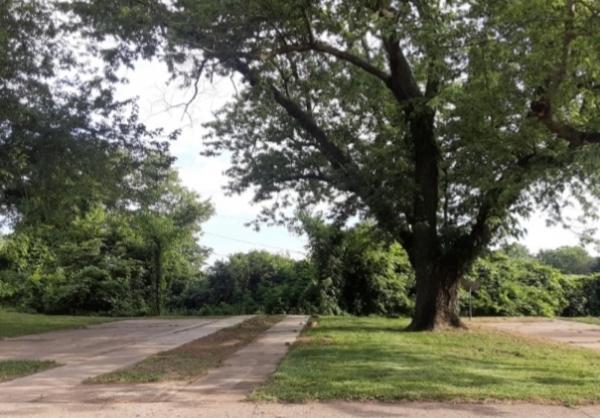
0, 360, 58, 382
565, 317, 600, 326
254, 316, 600, 404
0, 311, 115, 338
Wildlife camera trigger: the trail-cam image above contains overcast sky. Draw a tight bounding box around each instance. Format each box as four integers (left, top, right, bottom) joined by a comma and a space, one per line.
117, 60, 597, 263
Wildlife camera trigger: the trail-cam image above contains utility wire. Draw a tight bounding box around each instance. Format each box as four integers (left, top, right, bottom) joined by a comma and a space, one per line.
202, 231, 306, 255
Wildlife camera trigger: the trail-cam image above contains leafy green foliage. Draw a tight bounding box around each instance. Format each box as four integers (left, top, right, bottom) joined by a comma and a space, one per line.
0, 0, 167, 226
177, 218, 416, 316
560, 273, 600, 317
0, 171, 213, 316
537, 246, 599, 275
179, 251, 315, 315
462, 252, 568, 317
302, 217, 414, 316
68, 0, 600, 328
0, 0, 217, 317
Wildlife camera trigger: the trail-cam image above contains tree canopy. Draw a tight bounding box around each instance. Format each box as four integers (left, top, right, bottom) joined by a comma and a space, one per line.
64, 0, 600, 329
0, 0, 214, 315
0, 0, 171, 226
537, 246, 599, 275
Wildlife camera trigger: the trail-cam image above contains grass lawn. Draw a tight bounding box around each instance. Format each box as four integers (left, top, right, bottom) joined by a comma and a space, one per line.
564, 317, 600, 326
254, 316, 600, 404
87, 315, 283, 384
0, 311, 116, 339
0, 360, 58, 382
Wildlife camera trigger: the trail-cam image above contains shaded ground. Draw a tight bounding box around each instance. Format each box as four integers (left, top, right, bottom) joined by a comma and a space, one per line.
476, 317, 600, 351
2, 315, 600, 417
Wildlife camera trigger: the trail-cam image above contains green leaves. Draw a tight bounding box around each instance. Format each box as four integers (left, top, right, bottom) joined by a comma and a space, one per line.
65, 0, 600, 323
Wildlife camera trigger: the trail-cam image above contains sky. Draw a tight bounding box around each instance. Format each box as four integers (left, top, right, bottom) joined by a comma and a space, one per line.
116, 60, 597, 263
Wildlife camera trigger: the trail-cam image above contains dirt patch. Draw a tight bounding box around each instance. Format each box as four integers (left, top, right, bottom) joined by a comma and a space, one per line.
0, 400, 599, 418
476, 318, 600, 351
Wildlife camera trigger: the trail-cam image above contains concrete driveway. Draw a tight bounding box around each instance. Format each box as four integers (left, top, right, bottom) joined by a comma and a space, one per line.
0, 316, 251, 402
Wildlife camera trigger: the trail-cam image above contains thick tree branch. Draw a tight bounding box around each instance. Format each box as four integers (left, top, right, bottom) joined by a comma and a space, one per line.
531, 99, 600, 146
232, 59, 358, 173
267, 41, 391, 86
530, 0, 600, 147
383, 37, 423, 102
410, 0, 442, 98
445, 152, 557, 272
232, 58, 413, 246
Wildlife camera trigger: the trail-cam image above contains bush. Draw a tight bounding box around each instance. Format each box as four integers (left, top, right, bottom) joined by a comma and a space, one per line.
461, 252, 568, 317
560, 274, 600, 316
180, 251, 312, 314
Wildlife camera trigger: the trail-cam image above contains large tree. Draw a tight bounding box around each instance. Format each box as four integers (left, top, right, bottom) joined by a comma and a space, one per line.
71, 0, 600, 329
1, 0, 168, 226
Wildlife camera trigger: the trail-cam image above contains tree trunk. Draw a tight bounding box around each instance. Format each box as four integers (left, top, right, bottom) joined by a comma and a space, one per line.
408, 266, 464, 331
153, 244, 162, 316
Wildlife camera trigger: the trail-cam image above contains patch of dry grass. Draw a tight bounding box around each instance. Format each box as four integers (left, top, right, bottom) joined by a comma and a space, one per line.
86, 315, 282, 384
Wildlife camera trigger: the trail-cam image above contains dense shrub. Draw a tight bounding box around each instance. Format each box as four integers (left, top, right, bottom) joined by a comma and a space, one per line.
560, 274, 600, 316
178, 251, 317, 314
0, 205, 205, 316
176, 219, 417, 317
3, 210, 600, 318
460, 253, 568, 317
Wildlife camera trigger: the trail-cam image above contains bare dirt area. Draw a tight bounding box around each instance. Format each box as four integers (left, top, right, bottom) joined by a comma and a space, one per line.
1, 400, 599, 418
475, 317, 600, 351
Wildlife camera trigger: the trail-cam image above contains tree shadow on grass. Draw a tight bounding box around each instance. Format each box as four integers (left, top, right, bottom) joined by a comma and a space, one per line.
280, 343, 600, 401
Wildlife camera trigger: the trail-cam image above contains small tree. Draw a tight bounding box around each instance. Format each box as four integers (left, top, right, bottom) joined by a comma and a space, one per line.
72, 0, 600, 329
130, 160, 213, 315
301, 217, 414, 316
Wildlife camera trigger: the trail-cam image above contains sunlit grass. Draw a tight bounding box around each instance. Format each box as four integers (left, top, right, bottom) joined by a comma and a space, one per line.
0, 360, 58, 382
564, 317, 600, 326
0, 311, 115, 338
254, 316, 600, 404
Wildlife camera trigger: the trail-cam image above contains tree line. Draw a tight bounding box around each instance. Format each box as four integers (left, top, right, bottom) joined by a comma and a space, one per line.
2, 1, 600, 327
0, 0, 212, 315
2, 211, 599, 318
